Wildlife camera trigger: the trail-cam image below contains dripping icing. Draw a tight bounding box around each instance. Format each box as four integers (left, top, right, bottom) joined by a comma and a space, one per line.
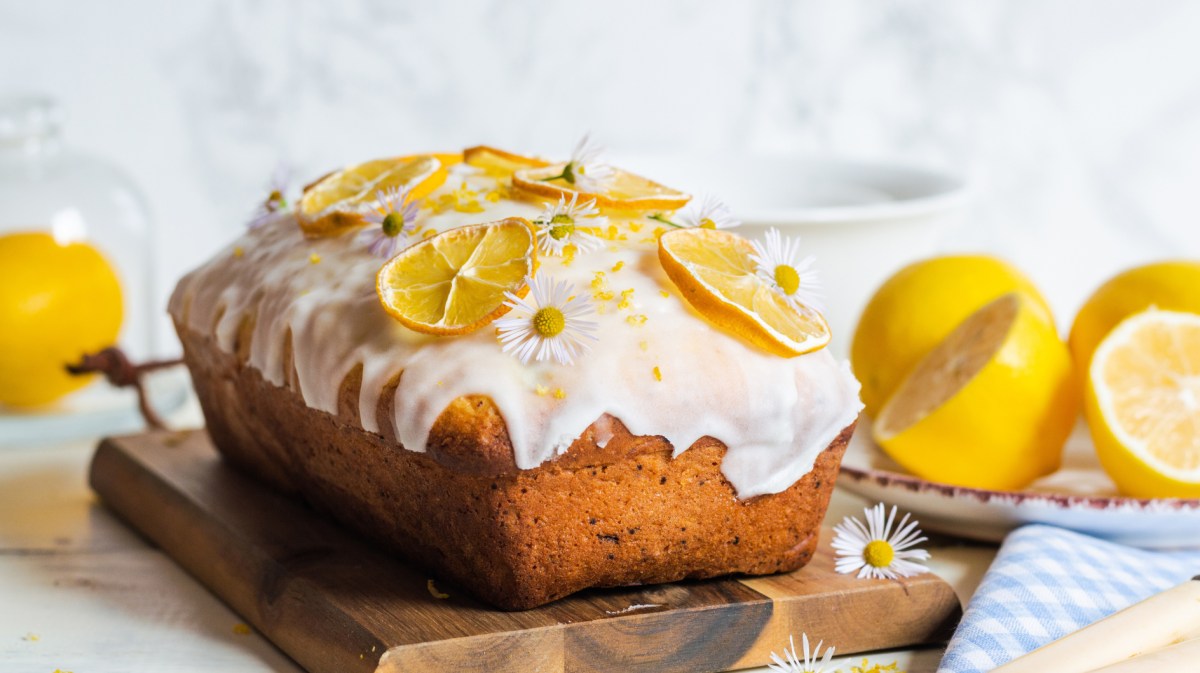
168, 172, 863, 499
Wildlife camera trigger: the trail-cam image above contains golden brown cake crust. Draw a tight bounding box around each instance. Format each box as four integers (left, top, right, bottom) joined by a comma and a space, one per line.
179, 321, 855, 610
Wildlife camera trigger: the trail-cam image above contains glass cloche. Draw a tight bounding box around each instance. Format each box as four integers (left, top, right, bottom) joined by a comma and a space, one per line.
0, 94, 184, 444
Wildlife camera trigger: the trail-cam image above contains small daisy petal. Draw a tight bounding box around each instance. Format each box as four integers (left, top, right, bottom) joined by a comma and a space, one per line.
533, 194, 606, 257
832, 503, 930, 581
360, 186, 420, 258
495, 275, 599, 366
750, 228, 824, 312
768, 633, 836, 673
565, 133, 614, 192
676, 194, 740, 230
247, 161, 294, 229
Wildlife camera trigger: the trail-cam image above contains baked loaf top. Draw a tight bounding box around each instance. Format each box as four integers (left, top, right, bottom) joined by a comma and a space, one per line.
169, 146, 862, 498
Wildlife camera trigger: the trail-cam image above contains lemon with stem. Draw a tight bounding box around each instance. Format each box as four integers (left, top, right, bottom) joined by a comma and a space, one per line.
0, 232, 123, 407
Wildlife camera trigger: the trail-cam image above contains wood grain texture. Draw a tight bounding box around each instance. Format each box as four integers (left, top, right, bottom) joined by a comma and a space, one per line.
89, 430, 961, 673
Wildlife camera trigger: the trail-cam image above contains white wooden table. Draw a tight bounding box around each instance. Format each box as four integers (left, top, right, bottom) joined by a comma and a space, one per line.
0, 396, 996, 673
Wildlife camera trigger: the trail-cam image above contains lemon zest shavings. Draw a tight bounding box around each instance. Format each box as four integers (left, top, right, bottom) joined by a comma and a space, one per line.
427, 579, 450, 599
849, 659, 903, 673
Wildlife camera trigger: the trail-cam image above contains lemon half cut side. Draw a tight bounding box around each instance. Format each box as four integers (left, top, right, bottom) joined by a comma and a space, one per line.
874, 293, 1079, 491
1086, 309, 1200, 498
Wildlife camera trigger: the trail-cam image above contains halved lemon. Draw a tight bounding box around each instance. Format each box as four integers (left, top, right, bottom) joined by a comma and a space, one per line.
1086, 309, 1200, 498
873, 293, 1079, 490
851, 254, 1053, 417
657, 228, 830, 357
1069, 261, 1200, 376
513, 164, 690, 213
298, 155, 448, 237
463, 145, 550, 178
376, 218, 537, 335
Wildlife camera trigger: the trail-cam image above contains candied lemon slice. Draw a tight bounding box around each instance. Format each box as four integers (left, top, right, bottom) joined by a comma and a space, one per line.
463, 145, 550, 178
1086, 309, 1200, 497
657, 228, 830, 356
512, 164, 690, 213
298, 155, 447, 237
376, 218, 537, 335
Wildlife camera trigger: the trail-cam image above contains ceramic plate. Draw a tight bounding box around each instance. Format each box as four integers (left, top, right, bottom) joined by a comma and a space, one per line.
839, 417, 1200, 549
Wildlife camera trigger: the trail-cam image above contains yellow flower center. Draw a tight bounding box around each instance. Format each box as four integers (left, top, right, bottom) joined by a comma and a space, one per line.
699, 218, 717, 229
774, 264, 800, 295
532, 307, 566, 337
549, 214, 575, 241
863, 539, 894, 568
381, 212, 406, 238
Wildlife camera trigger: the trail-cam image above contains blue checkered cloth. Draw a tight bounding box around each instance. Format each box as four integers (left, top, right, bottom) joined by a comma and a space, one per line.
938, 525, 1200, 673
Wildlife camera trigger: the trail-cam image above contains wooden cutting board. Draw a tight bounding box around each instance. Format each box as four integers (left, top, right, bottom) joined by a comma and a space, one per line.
89, 430, 961, 673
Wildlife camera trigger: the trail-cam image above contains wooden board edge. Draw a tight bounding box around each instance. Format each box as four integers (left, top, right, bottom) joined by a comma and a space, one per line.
730, 572, 961, 669
89, 437, 387, 673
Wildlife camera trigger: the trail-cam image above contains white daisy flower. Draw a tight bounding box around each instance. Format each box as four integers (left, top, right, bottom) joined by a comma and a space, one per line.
533, 194, 605, 256
676, 194, 740, 229
544, 133, 614, 192
495, 275, 599, 366
832, 503, 931, 580
768, 633, 836, 673
750, 228, 824, 312
359, 186, 419, 259
247, 162, 293, 229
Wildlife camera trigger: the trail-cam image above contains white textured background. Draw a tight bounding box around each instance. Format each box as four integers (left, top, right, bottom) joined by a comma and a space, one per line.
3, 0, 1200, 352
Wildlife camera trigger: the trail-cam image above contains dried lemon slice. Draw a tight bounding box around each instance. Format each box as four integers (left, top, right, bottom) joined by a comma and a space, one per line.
512, 164, 690, 213
657, 228, 830, 357
298, 155, 447, 237
376, 218, 537, 335
463, 145, 550, 178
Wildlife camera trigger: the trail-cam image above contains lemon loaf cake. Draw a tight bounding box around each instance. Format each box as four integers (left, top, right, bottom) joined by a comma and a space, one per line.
169, 140, 863, 609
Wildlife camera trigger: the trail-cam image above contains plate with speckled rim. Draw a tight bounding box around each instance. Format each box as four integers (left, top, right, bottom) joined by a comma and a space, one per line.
838, 417, 1200, 549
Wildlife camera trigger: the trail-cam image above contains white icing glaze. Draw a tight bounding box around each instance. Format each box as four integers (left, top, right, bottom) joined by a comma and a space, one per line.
169, 171, 863, 499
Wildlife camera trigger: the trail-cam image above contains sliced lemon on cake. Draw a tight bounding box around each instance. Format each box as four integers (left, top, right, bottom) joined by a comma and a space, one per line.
377, 218, 537, 335
1085, 309, 1200, 498
463, 145, 550, 178
512, 165, 689, 213
873, 293, 1079, 490
657, 228, 830, 357
298, 155, 448, 237
852, 254, 1053, 417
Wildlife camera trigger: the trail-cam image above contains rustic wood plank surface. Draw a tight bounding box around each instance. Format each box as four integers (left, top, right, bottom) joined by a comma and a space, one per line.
89, 430, 961, 673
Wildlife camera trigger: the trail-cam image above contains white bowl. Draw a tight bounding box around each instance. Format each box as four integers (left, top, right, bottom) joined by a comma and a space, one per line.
616, 154, 970, 353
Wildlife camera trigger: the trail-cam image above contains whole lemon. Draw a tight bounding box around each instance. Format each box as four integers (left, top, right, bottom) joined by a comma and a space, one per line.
0, 232, 123, 407
1068, 260, 1200, 376
851, 254, 1053, 417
